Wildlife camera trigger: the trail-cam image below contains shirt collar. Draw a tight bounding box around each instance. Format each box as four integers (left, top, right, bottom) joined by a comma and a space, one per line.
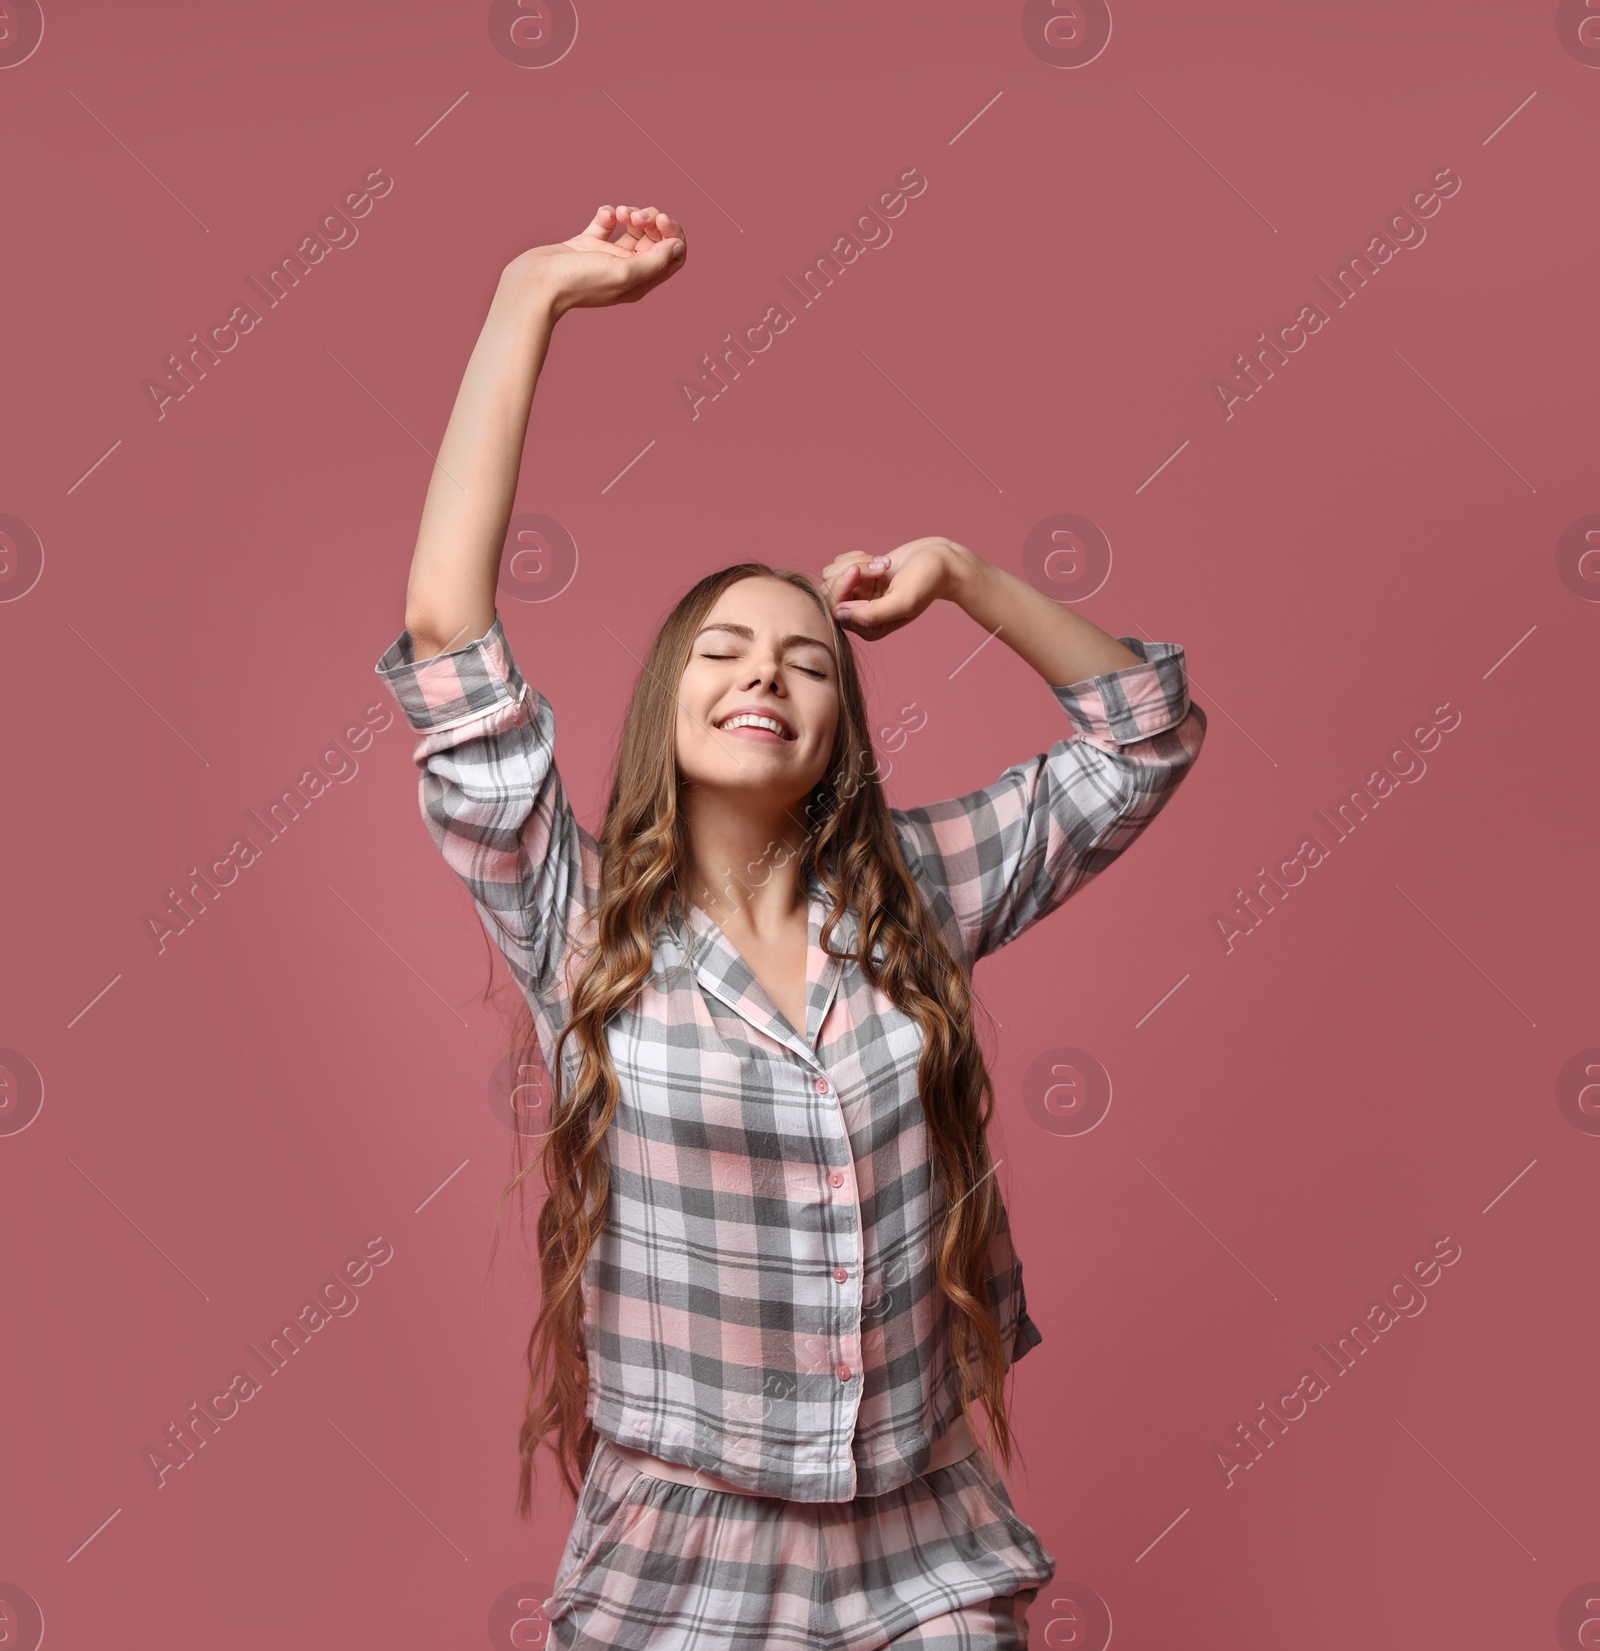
654, 871, 854, 1064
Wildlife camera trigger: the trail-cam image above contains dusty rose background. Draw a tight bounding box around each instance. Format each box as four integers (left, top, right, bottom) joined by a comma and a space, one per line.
2, 1, 1596, 1646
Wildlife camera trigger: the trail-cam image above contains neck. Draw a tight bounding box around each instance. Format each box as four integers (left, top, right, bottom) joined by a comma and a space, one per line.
680, 786, 813, 932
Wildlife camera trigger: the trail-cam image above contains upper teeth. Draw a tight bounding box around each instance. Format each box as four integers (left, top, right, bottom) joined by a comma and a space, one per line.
720, 714, 788, 737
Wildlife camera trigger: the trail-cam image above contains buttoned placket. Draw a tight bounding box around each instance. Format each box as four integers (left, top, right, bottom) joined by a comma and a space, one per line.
809, 1067, 860, 1388
674, 880, 867, 1491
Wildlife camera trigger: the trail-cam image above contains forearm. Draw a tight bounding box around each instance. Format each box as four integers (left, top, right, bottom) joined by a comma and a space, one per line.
404, 262, 561, 661
944, 548, 1144, 687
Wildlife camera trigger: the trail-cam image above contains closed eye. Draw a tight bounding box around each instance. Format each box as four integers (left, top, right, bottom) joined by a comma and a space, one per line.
699, 651, 829, 679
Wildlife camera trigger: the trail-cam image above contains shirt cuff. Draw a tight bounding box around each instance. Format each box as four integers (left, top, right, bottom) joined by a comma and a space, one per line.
372, 612, 525, 734
1012, 1308, 1044, 1362
1051, 637, 1190, 749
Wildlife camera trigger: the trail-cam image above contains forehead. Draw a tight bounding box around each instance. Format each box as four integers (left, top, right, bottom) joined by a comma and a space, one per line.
700, 575, 827, 637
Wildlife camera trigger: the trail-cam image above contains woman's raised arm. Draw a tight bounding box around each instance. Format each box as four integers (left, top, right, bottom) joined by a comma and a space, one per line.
404, 204, 687, 659
373, 207, 687, 1019
821, 540, 1207, 968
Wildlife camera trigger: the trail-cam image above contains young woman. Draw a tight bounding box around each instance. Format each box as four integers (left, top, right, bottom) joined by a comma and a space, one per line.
375, 204, 1207, 1649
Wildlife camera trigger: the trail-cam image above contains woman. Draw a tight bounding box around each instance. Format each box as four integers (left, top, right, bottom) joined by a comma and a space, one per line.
375, 204, 1206, 1649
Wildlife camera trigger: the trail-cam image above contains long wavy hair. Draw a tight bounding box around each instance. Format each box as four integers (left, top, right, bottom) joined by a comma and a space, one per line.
490, 563, 1019, 1515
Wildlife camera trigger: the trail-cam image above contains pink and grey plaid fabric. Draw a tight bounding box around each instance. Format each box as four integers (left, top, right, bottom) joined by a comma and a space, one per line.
540, 1432, 1056, 1648
374, 614, 1205, 1503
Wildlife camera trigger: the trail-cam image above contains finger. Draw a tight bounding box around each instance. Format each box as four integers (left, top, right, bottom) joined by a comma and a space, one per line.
837, 608, 905, 642
640, 204, 684, 257
610, 205, 640, 249
821, 551, 878, 585
583, 205, 618, 241
637, 232, 686, 275
836, 609, 892, 641
619, 234, 685, 297
629, 205, 667, 248
831, 591, 906, 627
818, 564, 878, 610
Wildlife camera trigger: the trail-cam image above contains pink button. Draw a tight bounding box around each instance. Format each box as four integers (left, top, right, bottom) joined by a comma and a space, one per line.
828, 1171, 845, 1188
832, 1267, 848, 1282
814, 1076, 830, 1094
836, 1364, 852, 1382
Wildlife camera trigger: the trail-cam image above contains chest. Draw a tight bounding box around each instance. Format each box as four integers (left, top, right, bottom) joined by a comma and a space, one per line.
597, 953, 928, 1167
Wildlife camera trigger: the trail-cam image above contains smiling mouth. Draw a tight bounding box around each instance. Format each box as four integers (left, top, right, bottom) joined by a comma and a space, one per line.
715, 712, 795, 741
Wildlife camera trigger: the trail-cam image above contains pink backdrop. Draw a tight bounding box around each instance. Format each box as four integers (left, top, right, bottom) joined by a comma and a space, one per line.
2, 1, 1597, 1646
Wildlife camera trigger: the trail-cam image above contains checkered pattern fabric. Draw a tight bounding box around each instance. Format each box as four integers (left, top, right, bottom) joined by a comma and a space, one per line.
374, 613, 1205, 1502
542, 1434, 1055, 1649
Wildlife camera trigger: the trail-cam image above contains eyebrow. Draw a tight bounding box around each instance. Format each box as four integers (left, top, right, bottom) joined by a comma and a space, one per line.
694, 622, 832, 651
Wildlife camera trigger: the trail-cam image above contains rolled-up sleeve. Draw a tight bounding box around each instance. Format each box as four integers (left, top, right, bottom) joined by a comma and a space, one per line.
890, 638, 1206, 968
373, 613, 597, 1007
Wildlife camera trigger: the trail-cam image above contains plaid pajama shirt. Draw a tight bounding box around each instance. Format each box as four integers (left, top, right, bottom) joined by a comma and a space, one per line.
373, 612, 1203, 1510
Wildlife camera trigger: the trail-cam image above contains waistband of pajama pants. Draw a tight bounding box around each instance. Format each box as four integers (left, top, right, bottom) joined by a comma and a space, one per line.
604, 1411, 978, 1499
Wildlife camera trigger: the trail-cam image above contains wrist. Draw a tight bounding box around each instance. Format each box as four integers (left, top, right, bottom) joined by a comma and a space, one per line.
939, 540, 987, 609
498, 250, 567, 323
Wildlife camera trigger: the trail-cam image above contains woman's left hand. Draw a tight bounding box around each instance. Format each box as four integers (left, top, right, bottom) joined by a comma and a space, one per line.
820, 537, 974, 641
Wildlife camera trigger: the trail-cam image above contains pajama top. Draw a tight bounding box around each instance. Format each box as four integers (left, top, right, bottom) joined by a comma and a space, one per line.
373, 613, 1206, 1503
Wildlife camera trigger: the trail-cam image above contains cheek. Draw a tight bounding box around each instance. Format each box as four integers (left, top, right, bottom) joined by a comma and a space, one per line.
674, 685, 735, 780
673, 703, 703, 768
676, 672, 717, 735
675, 670, 710, 726
811, 703, 842, 769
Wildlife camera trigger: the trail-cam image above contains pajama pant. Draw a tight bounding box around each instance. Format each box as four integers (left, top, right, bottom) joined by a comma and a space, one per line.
541, 1434, 1057, 1650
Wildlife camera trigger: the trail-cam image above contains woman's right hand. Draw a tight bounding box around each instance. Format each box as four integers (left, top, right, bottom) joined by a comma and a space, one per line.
507, 205, 687, 318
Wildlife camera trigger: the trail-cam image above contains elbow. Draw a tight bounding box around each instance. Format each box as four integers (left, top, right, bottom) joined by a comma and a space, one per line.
406, 612, 481, 663
1156, 701, 1208, 787
403, 578, 498, 660
1121, 703, 1208, 803
1175, 698, 1207, 766
1108, 698, 1208, 777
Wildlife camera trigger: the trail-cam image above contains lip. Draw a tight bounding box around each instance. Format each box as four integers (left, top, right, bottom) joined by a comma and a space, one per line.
713, 703, 796, 741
